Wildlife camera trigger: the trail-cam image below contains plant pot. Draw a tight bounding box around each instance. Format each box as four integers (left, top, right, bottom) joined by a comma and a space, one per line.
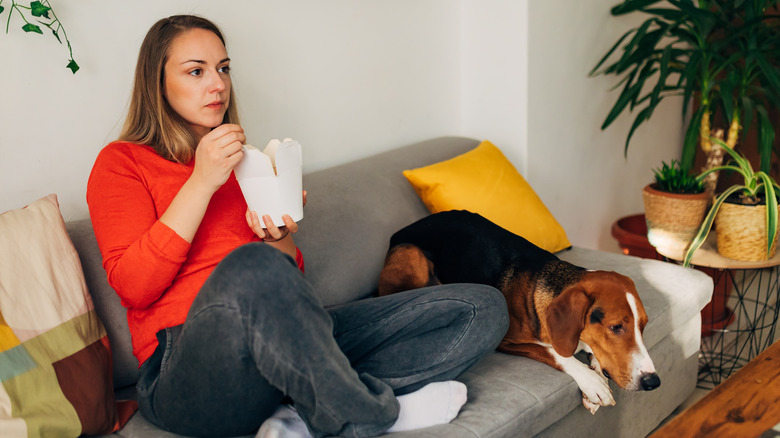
610, 214, 663, 260
642, 184, 710, 255
715, 202, 780, 261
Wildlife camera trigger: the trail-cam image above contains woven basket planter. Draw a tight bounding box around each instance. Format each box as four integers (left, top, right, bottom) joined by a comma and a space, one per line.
642, 184, 710, 255
715, 202, 780, 261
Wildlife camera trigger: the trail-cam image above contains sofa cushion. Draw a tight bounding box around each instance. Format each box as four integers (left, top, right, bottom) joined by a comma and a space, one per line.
66, 219, 139, 390
401, 140, 571, 253
0, 195, 122, 436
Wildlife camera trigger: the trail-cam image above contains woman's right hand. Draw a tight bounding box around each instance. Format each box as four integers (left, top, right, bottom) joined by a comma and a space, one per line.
159, 124, 246, 243
192, 124, 246, 194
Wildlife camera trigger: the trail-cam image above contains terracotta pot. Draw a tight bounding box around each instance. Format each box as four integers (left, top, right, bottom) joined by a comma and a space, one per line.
610, 214, 663, 260
642, 184, 710, 255
715, 202, 780, 261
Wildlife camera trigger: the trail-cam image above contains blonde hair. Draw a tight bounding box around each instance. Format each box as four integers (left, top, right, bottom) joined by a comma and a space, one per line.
119, 15, 240, 163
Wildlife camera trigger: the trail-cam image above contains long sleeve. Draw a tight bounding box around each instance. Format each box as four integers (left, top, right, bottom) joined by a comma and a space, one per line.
87, 143, 191, 309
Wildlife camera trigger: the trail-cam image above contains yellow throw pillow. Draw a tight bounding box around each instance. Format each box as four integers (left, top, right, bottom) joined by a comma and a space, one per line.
403, 140, 571, 253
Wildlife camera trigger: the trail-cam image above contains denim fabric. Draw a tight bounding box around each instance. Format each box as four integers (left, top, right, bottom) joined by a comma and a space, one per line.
136, 243, 508, 437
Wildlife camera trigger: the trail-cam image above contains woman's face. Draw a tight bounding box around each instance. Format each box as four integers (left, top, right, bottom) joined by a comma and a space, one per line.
164, 28, 231, 141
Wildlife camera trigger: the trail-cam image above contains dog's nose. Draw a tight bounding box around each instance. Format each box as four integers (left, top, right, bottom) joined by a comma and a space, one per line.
640, 372, 661, 391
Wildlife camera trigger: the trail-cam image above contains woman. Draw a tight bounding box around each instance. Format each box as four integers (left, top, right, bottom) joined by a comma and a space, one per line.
87, 15, 508, 438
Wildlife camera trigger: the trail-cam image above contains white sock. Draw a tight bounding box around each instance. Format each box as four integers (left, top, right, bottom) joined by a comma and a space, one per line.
386, 381, 468, 433
256, 405, 313, 438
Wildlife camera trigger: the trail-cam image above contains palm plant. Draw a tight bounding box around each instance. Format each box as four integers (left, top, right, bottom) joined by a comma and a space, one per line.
591, 0, 780, 185
684, 137, 780, 266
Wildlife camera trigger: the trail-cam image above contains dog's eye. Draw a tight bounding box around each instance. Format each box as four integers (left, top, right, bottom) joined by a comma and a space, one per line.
609, 324, 624, 335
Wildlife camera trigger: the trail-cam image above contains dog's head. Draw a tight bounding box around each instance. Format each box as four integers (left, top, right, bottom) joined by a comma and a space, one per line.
545, 270, 660, 391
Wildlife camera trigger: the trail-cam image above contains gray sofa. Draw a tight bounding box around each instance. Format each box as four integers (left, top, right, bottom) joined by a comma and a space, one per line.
67, 136, 713, 437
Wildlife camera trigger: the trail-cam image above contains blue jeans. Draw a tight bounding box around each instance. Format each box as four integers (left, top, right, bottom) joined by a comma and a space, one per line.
136, 243, 508, 437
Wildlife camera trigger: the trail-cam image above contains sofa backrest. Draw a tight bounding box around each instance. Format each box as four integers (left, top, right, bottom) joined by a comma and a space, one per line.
294, 136, 479, 305
66, 136, 480, 390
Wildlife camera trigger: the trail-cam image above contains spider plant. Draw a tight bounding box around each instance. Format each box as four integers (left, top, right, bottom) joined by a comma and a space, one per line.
683, 138, 780, 267
591, 0, 780, 178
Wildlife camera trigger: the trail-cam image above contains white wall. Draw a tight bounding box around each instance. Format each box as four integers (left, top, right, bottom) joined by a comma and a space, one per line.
1, 0, 462, 220
459, 0, 529, 171
1, 0, 684, 252
525, 0, 684, 251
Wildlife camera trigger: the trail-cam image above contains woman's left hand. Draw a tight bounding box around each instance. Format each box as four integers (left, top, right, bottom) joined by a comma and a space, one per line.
245, 190, 307, 258
245, 212, 298, 241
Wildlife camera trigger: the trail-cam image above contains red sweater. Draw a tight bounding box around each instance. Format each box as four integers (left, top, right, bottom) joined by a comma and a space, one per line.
87, 141, 304, 365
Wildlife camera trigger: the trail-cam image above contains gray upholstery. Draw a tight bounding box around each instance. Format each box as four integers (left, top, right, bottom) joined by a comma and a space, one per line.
67, 136, 713, 437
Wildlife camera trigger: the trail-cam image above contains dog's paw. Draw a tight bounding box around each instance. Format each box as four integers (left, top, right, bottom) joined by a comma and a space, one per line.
577, 369, 614, 412
582, 395, 601, 414
588, 354, 603, 374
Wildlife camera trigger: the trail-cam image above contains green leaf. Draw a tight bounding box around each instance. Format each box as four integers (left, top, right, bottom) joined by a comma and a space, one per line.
684, 185, 746, 267
681, 105, 704, 171
740, 96, 754, 145
611, 0, 665, 16
603, 81, 641, 129
624, 105, 653, 157
757, 172, 778, 257
756, 107, 775, 174
757, 56, 780, 95
66, 59, 79, 74
0, 6, 5, 15
715, 137, 753, 182
51, 28, 61, 44
30, 1, 51, 19
590, 31, 633, 76
650, 45, 672, 107
719, 73, 737, 123
22, 23, 43, 34
615, 21, 658, 74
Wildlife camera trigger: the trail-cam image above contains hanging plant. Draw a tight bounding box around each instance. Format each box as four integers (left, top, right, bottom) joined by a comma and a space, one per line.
1, 0, 79, 73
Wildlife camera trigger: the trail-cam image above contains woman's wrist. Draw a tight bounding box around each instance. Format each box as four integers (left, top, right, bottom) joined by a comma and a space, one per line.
262, 228, 289, 242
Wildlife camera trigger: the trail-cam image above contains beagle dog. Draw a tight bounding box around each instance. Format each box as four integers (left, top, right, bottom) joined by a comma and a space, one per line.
378, 210, 660, 414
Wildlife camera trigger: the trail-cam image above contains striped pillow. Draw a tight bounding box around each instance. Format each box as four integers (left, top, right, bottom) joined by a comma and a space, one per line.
0, 195, 121, 437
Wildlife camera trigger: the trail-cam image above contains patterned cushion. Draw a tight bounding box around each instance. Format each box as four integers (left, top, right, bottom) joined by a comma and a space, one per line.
0, 194, 128, 437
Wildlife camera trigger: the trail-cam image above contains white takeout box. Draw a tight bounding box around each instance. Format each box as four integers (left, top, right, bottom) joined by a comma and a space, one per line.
234, 138, 303, 227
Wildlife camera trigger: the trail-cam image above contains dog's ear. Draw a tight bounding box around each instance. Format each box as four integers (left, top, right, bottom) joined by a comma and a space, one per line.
546, 286, 592, 357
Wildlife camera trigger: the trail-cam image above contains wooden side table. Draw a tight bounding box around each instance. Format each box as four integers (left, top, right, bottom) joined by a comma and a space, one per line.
649, 339, 780, 438
657, 237, 780, 389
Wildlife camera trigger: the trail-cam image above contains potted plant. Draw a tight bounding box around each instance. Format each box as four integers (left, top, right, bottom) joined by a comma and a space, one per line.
590, 0, 780, 189
643, 160, 709, 255
684, 138, 780, 266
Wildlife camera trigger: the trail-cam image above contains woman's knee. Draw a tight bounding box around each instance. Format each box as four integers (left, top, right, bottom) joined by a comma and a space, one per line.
444, 285, 510, 353
402, 284, 508, 346
196, 243, 311, 310
451, 284, 509, 346
222, 242, 297, 276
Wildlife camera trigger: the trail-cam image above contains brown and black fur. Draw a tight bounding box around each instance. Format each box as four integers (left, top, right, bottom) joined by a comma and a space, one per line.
378, 210, 660, 401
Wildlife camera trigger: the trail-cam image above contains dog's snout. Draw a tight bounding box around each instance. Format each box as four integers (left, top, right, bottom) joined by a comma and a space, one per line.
640, 372, 660, 391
